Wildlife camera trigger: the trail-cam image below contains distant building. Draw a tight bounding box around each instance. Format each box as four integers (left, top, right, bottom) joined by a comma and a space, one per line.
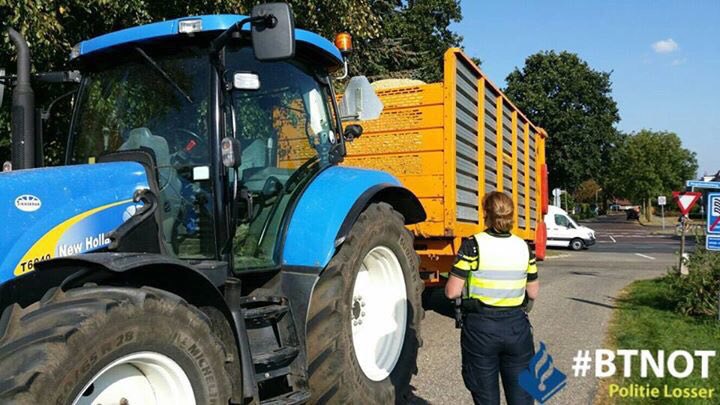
700, 170, 720, 182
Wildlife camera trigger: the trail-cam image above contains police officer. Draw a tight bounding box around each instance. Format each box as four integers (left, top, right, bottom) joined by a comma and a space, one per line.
445, 191, 539, 405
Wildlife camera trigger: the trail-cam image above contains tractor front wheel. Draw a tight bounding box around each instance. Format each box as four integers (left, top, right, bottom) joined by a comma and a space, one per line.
306, 202, 424, 403
0, 286, 233, 405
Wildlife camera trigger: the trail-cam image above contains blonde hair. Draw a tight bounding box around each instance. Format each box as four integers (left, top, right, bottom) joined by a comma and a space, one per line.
483, 191, 514, 232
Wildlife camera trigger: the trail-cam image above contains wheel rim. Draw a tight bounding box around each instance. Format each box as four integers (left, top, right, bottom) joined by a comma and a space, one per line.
73, 351, 195, 405
350, 246, 407, 381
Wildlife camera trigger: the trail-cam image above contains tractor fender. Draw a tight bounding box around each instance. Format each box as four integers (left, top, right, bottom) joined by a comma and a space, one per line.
282, 166, 425, 269
0, 252, 230, 320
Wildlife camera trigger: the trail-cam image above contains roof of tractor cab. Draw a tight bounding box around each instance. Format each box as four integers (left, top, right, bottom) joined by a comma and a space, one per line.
71, 14, 343, 68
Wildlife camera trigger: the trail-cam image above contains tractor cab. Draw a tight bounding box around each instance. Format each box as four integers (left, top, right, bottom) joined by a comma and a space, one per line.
63, 12, 376, 270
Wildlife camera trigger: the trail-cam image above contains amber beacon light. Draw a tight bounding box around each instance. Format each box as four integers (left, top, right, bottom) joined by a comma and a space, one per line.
334, 32, 353, 55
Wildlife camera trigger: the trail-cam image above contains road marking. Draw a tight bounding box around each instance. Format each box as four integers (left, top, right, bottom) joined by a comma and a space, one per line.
545, 254, 571, 260
635, 253, 656, 260
609, 235, 616, 243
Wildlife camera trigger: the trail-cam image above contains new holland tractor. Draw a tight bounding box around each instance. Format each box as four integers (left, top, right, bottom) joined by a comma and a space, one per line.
0, 4, 426, 404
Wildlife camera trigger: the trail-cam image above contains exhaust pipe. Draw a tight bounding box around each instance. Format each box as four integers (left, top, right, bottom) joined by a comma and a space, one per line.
8, 28, 35, 169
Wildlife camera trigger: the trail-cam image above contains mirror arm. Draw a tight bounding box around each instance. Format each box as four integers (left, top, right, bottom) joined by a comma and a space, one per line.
335, 59, 349, 81
340, 114, 359, 122
210, 15, 274, 55
41, 89, 77, 121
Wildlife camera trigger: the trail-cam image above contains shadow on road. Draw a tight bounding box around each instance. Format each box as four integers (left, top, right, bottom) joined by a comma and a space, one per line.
421, 287, 455, 319
567, 297, 617, 309
569, 271, 599, 277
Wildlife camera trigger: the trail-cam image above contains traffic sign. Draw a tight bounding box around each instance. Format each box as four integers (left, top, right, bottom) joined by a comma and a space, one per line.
687, 181, 720, 190
658, 196, 666, 206
673, 191, 702, 215
706, 193, 720, 235
707, 236, 720, 251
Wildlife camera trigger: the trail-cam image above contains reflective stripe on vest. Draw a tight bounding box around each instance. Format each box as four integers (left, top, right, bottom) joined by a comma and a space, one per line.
467, 232, 529, 307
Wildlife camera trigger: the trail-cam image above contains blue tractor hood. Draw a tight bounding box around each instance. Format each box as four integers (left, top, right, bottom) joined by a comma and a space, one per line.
0, 162, 150, 283
70, 14, 344, 69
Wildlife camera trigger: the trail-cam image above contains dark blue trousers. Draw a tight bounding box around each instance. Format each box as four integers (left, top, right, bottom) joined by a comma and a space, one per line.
461, 308, 535, 405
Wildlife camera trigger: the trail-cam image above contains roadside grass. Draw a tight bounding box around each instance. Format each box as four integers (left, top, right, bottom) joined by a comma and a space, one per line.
595, 278, 720, 405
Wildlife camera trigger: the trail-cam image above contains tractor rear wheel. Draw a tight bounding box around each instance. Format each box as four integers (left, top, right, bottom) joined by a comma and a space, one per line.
306, 202, 424, 403
0, 285, 233, 405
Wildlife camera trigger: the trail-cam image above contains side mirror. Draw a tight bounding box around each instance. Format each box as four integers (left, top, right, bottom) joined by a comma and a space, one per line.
339, 76, 383, 121
221, 137, 242, 168
343, 124, 363, 142
251, 3, 295, 61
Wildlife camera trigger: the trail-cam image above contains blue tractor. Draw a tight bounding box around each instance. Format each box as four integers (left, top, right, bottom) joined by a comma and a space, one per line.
0, 4, 425, 404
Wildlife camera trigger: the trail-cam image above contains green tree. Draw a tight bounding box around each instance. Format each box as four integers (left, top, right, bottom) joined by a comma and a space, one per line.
358, 0, 463, 82
0, 0, 466, 164
574, 179, 602, 203
504, 51, 620, 192
607, 130, 698, 204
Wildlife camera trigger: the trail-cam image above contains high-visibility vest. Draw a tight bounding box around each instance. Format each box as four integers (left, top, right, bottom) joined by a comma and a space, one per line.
466, 232, 530, 307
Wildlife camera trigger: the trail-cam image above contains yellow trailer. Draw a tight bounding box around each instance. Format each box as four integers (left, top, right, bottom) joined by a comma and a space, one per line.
342, 49, 549, 285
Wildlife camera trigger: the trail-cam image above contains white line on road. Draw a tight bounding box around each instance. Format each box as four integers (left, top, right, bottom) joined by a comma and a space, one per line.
609, 235, 616, 243
635, 253, 656, 260
545, 254, 571, 260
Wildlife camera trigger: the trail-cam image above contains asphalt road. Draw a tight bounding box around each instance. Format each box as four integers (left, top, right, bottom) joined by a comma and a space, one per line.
409, 213, 682, 404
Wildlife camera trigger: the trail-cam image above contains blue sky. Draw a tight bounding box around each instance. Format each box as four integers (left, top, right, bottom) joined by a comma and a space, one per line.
453, 0, 719, 178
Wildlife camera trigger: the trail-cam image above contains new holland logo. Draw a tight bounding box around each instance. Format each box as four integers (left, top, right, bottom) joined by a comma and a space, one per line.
15, 195, 42, 212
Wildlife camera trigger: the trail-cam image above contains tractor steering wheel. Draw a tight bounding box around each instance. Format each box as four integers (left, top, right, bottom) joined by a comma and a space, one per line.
169, 128, 207, 165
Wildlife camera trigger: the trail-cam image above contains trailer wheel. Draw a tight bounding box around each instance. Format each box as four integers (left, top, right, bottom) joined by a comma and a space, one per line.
306, 202, 424, 403
0, 286, 233, 405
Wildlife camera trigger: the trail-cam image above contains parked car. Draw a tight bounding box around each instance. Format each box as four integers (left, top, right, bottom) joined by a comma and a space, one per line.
626, 206, 640, 220
544, 205, 596, 250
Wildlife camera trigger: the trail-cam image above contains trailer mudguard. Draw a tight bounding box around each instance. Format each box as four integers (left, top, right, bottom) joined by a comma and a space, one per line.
0, 162, 149, 283
282, 166, 425, 269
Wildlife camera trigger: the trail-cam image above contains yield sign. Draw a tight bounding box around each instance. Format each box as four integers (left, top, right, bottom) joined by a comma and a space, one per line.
672, 191, 702, 215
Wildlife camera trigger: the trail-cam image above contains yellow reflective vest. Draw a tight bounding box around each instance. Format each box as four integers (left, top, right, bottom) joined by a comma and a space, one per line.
462, 231, 537, 307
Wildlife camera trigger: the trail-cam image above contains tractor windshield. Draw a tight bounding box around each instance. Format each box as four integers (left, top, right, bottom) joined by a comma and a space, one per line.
68, 47, 216, 258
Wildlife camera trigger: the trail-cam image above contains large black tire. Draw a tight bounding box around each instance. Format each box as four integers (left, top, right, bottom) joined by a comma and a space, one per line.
306, 202, 424, 404
0, 285, 234, 404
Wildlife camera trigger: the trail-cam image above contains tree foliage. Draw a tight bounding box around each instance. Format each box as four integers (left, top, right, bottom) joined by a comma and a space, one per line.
573, 179, 602, 203
0, 0, 464, 164
607, 130, 697, 203
504, 51, 620, 191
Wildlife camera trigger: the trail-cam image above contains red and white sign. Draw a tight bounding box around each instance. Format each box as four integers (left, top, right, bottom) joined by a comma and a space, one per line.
672, 191, 702, 215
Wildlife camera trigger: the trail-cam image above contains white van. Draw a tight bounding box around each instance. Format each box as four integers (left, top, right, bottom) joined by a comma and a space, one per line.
544, 205, 596, 250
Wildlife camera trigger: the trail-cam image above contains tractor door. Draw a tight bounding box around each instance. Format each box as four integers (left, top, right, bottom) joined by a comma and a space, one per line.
223, 47, 340, 270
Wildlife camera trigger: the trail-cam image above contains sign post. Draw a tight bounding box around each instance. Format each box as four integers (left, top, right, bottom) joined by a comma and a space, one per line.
706, 193, 720, 252
658, 196, 666, 230
673, 191, 702, 275
552, 188, 562, 208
